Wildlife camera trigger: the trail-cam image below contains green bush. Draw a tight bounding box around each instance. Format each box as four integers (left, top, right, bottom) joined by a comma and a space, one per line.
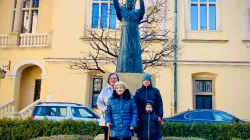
31, 135, 93, 140
0, 118, 250, 140
162, 137, 205, 140
161, 122, 250, 140
33, 136, 204, 140
0, 118, 102, 140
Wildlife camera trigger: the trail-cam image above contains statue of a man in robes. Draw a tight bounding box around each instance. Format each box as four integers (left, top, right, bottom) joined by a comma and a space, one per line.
114, 0, 145, 73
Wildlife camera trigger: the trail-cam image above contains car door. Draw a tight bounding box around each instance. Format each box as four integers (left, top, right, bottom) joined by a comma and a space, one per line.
32, 106, 47, 120
44, 106, 68, 121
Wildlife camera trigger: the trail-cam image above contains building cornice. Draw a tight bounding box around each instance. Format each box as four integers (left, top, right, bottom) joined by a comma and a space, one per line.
182, 39, 229, 43
44, 58, 250, 66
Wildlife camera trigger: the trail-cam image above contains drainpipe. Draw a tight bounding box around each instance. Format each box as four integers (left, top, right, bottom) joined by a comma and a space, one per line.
173, 0, 178, 114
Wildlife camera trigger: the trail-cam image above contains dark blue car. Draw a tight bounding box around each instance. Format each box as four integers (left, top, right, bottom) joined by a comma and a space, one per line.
163, 110, 245, 124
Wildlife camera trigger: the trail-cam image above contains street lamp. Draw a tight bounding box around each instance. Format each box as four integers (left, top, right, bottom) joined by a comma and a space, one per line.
0, 69, 7, 79
0, 61, 11, 79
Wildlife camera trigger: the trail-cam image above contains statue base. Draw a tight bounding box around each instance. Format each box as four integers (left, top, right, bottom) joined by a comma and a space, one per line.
103, 73, 155, 95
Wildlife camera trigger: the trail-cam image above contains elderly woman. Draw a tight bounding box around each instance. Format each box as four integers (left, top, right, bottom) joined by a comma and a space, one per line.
105, 81, 138, 140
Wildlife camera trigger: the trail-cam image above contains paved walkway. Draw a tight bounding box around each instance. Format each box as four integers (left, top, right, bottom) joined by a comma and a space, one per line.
94, 134, 138, 140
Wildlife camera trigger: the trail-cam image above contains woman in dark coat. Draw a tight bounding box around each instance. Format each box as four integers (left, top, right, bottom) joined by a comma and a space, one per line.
135, 73, 163, 120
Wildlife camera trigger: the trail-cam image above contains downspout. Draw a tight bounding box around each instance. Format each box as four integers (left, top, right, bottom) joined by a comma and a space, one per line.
173, 0, 178, 114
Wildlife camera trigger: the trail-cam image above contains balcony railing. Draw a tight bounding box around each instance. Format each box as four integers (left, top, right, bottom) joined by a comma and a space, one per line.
0, 34, 8, 47
19, 33, 49, 47
19, 99, 41, 118
0, 100, 15, 119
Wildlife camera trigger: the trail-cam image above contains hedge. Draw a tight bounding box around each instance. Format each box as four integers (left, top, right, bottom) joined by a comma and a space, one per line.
161, 122, 250, 140
31, 135, 93, 140
33, 136, 206, 140
0, 118, 102, 140
0, 118, 250, 140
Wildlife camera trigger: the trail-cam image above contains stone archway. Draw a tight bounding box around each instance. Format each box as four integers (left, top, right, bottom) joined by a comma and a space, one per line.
11, 59, 47, 78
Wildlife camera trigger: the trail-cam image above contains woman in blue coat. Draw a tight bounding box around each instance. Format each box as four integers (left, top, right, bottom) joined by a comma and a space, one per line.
105, 81, 138, 140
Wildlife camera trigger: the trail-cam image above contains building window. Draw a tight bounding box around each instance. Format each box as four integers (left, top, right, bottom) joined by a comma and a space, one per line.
91, 0, 117, 29
33, 79, 41, 101
92, 77, 103, 107
244, 5, 250, 40
193, 78, 215, 109
12, 0, 39, 33
196, 95, 212, 109
195, 80, 212, 92
190, 0, 216, 30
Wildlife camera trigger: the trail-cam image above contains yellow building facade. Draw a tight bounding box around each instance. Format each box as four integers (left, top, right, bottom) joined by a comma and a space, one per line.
0, 0, 250, 120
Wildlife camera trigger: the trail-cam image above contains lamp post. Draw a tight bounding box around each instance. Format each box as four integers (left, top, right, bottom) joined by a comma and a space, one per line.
0, 69, 7, 79
0, 61, 11, 79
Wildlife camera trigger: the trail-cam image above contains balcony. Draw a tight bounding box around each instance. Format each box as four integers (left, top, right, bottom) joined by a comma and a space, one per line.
19, 33, 50, 47
0, 32, 52, 48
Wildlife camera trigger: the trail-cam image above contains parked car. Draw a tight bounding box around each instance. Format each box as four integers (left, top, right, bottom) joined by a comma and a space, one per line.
162, 109, 245, 124
32, 102, 100, 122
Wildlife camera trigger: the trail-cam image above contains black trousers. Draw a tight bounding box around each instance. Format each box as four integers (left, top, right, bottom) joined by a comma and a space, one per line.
110, 137, 131, 140
103, 126, 109, 140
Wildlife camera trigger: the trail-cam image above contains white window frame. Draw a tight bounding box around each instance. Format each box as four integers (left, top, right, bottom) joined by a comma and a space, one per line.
10, 0, 40, 33
244, 4, 250, 40
8, 0, 16, 32
189, 0, 220, 30
89, 0, 120, 29
90, 76, 103, 108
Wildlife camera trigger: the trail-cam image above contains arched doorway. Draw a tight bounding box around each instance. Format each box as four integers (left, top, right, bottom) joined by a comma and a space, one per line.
18, 65, 42, 111
10, 60, 47, 111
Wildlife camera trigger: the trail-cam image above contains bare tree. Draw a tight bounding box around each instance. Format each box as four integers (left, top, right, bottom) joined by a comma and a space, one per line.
69, 0, 182, 73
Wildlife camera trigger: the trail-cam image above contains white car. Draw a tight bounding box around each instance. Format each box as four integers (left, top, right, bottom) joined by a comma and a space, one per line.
32, 102, 100, 122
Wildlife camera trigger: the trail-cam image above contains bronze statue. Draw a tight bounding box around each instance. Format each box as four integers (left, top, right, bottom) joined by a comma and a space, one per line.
114, 0, 145, 73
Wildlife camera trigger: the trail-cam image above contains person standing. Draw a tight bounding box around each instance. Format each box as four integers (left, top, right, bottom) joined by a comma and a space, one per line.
97, 73, 119, 140
137, 100, 161, 140
105, 81, 138, 140
135, 73, 163, 122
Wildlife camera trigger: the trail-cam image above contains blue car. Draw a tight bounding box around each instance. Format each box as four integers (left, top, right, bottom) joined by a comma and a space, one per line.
163, 110, 245, 124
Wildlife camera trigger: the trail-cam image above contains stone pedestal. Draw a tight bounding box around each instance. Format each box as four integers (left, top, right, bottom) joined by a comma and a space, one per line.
103, 73, 155, 95
8, 32, 20, 47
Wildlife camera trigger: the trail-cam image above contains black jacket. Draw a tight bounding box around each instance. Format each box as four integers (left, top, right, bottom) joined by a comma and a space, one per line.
137, 100, 161, 140
135, 85, 163, 118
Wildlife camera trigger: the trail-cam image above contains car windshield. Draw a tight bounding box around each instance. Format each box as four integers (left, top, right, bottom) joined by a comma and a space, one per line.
71, 107, 99, 118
